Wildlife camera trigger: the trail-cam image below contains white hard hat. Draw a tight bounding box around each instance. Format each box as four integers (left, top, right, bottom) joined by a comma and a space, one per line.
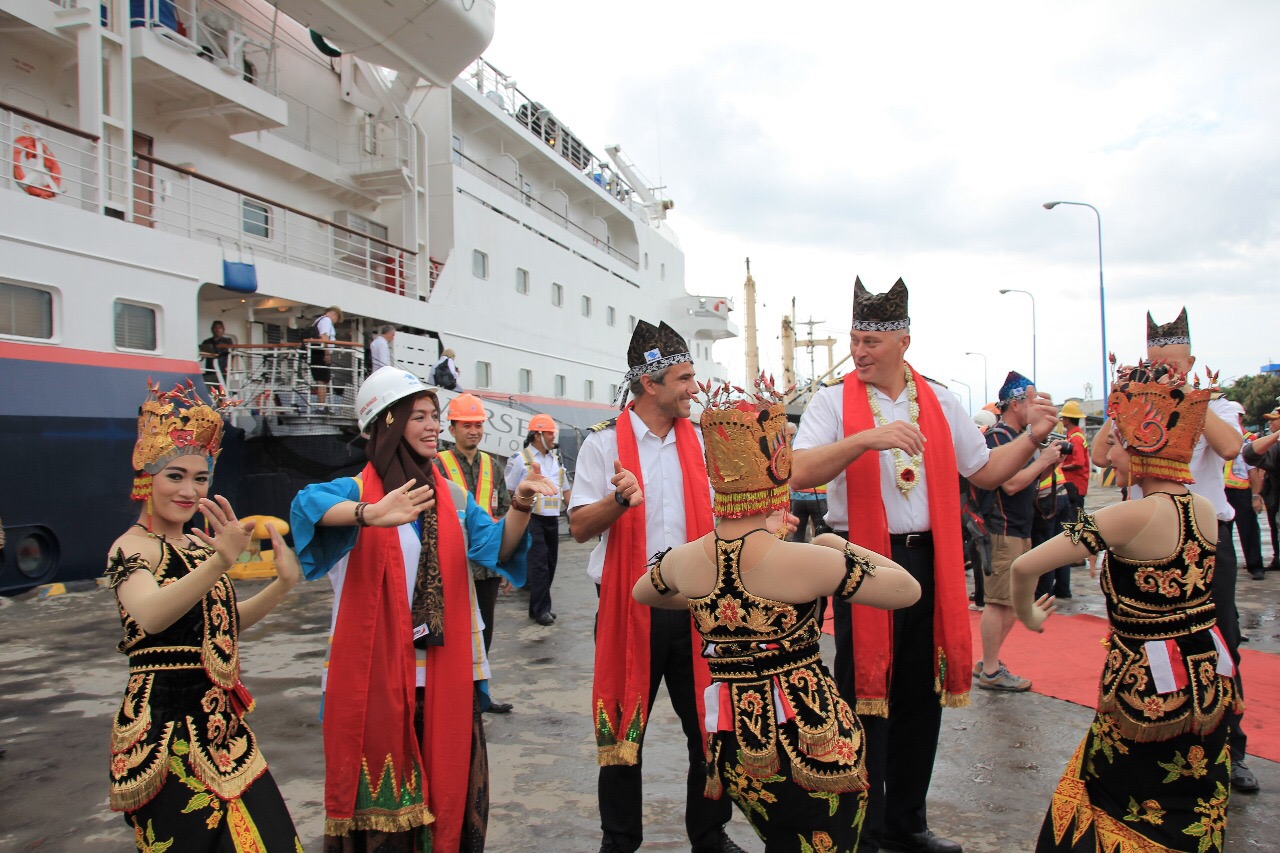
973, 409, 997, 429
356, 367, 434, 432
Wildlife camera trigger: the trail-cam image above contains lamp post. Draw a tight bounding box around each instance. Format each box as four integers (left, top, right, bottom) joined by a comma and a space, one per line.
998, 288, 1037, 382
1044, 200, 1106, 411
964, 351, 988, 405
950, 378, 972, 416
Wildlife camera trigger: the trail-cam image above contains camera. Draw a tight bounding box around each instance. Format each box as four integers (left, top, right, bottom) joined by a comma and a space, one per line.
1045, 432, 1071, 454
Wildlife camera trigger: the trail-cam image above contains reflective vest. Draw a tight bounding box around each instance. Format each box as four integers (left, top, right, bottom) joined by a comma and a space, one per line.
521, 447, 567, 514
1038, 462, 1065, 495
438, 449, 498, 518
1224, 432, 1256, 490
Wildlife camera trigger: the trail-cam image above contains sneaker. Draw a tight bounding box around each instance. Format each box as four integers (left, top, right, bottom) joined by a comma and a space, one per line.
973, 659, 1005, 679
968, 602, 984, 611
977, 665, 1032, 692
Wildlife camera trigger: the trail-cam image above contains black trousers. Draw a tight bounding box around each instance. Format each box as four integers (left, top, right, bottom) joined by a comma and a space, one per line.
474, 576, 501, 652
1214, 519, 1248, 760
526, 514, 559, 619
1225, 487, 1263, 573
789, 498, 831, 542
832, 534, 942, 853
598, 607, 731, 852
1265, 490, 1280, 566
1033, 495, 1074, 598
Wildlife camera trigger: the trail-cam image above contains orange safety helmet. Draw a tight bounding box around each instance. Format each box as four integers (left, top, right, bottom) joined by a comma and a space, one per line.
446, 393, 487, 423
528, 413, 557, 433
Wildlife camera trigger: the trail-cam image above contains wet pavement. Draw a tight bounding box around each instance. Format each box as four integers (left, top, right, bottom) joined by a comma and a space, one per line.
2, 484, 1278, 851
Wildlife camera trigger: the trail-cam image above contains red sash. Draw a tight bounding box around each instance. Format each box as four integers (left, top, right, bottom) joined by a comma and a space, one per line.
323, 464, 472, 847
592, 407, 714, 764
841, 367, 971, 715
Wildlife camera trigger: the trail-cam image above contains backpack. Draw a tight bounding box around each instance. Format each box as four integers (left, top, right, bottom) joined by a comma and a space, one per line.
432, 358, 457, 390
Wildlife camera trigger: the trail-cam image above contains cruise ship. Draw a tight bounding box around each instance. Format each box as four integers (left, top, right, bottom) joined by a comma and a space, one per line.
0, 0, 737, 593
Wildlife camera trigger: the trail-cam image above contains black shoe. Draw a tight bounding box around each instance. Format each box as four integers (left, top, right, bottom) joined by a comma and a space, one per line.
598, 841, 625, 853
882, 829, 963, 853
483, 700, 513, 714
1232, 759, 1260, 793
693, 830, 747, 853
1250, 569, 1266, 580
534, 612, 555, 626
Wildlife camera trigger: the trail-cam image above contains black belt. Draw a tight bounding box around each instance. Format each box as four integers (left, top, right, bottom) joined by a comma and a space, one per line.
889, 531, 933, 549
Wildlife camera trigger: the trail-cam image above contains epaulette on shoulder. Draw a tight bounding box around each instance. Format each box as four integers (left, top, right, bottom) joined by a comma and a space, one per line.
919, 373, 945, 389
821, 375, 844, 388
588, 417, 618, 433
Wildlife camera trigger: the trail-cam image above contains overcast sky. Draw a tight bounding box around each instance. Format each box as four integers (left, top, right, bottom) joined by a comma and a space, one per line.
485, 1, 1280, 411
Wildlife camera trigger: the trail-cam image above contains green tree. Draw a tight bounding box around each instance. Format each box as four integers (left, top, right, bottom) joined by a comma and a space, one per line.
1222, 373, 1280, 427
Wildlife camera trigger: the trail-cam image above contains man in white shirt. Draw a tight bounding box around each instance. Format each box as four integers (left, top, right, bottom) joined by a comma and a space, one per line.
569, 320, 742, 853
504, 413, 570, 626
791, 278, 1058, 853
308, 305, 342, 405
369, 324, 395, 372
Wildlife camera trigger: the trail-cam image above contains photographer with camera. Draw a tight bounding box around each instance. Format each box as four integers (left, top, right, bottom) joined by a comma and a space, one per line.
971, 371, 1064, 692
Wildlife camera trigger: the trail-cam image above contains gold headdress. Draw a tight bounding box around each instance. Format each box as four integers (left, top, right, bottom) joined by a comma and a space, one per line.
131, 380, 227, 502
699, 375, 792, 518
1107, 359, 1209, 484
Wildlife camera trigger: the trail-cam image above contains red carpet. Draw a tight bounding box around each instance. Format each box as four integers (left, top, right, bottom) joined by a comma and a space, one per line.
967, 609, 1280, 763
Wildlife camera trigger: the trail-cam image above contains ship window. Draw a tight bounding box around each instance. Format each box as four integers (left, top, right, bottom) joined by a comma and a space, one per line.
584, 379, 594, 400
609, 383, 618, 402
472, 250, 489, 280
660, 263, 666, 281
451, 134, 463, 165
552, 283, 563, 307
555, 374, 566, 397
242, 199, 271, 239
644, 253, 649, 270
519, 368, 532, 393
607, 306, 616, 326
581, 295, 592, 317
515, 268, 529, 294
0, 281, 54, 339
628, 315, 636, 331
476, 361, 492, 388
114, 300, 157, 351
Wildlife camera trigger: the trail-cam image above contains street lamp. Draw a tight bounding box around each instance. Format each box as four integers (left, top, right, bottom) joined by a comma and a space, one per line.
950, 378, 972, 416
998, 288, 1037, 382
1044, 200, 1106, 411
964, 351, 988, 405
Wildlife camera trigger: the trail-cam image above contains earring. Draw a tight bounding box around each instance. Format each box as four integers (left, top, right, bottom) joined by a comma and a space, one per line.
386, 410, 395, 426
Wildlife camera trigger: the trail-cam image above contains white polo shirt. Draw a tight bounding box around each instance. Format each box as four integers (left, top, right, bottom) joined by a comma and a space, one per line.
569, 408, 707, 582
792, 378, 990, 533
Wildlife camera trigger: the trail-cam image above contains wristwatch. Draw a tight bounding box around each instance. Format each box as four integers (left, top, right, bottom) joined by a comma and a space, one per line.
614, 490, 630, 507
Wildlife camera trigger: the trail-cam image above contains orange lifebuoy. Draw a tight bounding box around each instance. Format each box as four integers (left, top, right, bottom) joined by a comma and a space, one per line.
13, 135, 63, 199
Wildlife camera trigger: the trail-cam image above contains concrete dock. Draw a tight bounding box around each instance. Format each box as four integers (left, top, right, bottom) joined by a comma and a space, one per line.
2, 495, 1277, 850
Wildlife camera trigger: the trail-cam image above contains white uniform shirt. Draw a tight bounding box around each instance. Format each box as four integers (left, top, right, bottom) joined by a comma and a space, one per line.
315, 314, 336, 340
792, 379, 990, 533
569, 408, 707, 582
370, 335, 392, 371
1187, 396, 1237, 522
504, 445, 568, 517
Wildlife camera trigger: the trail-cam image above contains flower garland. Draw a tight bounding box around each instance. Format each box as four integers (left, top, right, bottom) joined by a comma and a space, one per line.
866, 366, 922, 496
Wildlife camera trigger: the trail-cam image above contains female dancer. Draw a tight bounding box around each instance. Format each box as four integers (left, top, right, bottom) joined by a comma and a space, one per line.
633, 385, 920, 852
290, 367, 555, 852
1012, 361, 1239, 851
107, 381, 302, 851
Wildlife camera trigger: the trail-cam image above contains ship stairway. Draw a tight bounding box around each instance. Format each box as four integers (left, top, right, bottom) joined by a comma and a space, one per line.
208, 340, 364, 433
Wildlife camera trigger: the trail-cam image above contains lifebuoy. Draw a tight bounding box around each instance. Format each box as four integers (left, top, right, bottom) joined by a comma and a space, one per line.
13, 136, 62, 199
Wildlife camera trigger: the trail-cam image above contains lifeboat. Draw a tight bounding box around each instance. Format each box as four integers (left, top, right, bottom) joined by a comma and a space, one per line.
271, 0, 495, 86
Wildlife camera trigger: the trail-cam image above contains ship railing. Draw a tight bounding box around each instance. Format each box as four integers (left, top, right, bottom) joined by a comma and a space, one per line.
454, 150, 639, 270
271, 92, 415, 177
207, 340, 364, 420
130, 0, 279, 96
0, 103, 101, 211
463, 58, 642, 211
126, 148, 420, 295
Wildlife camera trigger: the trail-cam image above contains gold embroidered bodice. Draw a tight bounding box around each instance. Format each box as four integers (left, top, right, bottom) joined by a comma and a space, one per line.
105, 540, 265, 812
652, 535, 875, 794
1070, 494, 1239, 741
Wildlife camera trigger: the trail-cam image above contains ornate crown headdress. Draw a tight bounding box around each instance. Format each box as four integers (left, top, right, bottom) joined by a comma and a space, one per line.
698, 375, 792, 518
1146, 307, 1191, 348
851, 277, 910, 332
1107, 358, 1209, 484
131, 380, 228, 502
614, 319, 692, 408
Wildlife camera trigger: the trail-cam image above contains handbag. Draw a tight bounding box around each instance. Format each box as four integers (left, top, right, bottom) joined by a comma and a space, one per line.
220, 242, 258, 294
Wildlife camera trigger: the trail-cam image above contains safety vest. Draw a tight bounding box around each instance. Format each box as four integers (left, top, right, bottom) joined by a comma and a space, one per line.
438, 449, 498, 518
1224, 432, 1256, 490
521, 447, 567, 514
1038, 461, 1066, 496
